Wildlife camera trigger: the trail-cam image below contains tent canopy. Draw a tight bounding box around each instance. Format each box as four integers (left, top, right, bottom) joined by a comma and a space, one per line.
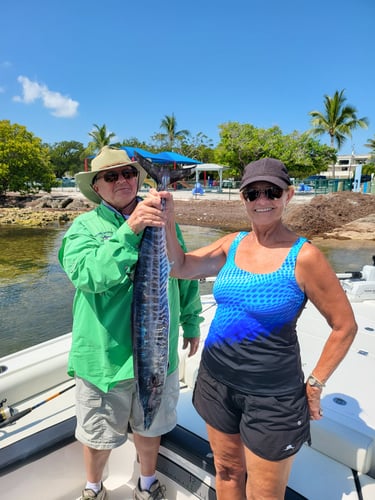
195, 163, 229, 191
121, 147, 200, 165
121, 146, 162, 163
153, 151, 201, 165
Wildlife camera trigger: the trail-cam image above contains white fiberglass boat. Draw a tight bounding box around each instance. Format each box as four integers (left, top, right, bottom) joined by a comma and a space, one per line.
1, 262, 375, 499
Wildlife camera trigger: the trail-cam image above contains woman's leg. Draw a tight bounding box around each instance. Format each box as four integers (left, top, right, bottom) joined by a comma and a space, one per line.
206, 423, 246, 500
244, 445, 295, 500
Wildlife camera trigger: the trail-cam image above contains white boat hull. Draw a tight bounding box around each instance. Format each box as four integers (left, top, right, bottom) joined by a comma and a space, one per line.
1, 272, 375, 499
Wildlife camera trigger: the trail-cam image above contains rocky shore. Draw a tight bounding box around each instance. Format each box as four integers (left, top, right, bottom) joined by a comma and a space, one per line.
0, 190, 374, 240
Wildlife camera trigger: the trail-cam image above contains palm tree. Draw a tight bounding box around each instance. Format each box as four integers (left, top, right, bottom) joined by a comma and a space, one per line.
160, 114, 189, 151
365, 136, 375, 156
88, 124, 117, 152
309, 90, 369, 177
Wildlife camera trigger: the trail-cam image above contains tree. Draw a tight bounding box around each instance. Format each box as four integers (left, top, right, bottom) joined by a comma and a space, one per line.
48, 141, 85, 178
158, 113, 189, 150
365, 136, 375, 156
87, 124, 117, 153
309, 90, 369, 177
215, 122, 336, 180
0, 120, 55, 195
281, 132, 336, 179
120, 137, 158, 153
179, 132, 215, 163
215, 122, 265, 176
364, 136, 375, 174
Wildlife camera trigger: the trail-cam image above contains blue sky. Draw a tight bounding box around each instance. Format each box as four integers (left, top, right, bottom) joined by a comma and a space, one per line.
1, 0, 374, 155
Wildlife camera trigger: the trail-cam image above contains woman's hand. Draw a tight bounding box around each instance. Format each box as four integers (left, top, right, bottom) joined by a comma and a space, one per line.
306, 385, 323, 420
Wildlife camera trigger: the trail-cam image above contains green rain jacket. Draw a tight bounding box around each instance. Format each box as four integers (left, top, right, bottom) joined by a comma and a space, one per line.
58, 202, 203, 392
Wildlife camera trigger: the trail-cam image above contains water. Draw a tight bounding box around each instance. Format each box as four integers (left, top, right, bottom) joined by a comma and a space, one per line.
0, 226, 73, 356
1, 225, 374, 357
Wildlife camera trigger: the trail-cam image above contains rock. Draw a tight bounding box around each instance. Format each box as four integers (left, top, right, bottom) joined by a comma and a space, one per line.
0, 191, 374, 239
284, 192, 375, 239
324, 214, 375, 240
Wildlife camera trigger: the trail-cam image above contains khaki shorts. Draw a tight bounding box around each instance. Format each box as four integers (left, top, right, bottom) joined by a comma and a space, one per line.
75, 370, 179, 450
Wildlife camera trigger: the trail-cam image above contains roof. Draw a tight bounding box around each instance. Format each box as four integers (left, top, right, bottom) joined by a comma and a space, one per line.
121, 147, 200, 165
194, 163, 229, 172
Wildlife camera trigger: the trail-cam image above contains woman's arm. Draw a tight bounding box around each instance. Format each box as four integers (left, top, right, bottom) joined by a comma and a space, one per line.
164, 192, 233, 279
296, 243, 357, 419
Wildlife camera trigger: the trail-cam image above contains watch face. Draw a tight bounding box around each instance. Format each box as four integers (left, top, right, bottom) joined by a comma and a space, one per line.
308, 376, 322, 388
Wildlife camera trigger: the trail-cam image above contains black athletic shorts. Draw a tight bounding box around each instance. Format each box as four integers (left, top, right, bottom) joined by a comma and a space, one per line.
193, 362, 311, 461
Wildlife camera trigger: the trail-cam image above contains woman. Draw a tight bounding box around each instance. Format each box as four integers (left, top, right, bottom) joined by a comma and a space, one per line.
164, 158, 357, 500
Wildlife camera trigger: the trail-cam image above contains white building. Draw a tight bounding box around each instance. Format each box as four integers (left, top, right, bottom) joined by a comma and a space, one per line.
321, 154, 371, 179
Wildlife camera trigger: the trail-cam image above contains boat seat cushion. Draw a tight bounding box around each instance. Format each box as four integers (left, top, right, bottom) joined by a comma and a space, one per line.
310, 418, 374, 474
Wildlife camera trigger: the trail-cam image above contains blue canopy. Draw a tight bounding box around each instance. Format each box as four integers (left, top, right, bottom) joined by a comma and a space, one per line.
153, 151, 201, 165
120, 147, 164, 163
86, 147, 201, 169
121, 147, 200, 165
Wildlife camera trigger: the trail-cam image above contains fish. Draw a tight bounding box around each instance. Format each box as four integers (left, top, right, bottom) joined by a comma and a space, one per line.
132, 152, 195, 429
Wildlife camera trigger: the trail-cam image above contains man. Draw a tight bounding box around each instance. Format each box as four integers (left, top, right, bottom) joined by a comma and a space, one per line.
59, 146, 202, 500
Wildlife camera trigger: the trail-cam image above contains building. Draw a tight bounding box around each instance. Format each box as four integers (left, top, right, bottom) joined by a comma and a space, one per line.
321, 154, 371, 179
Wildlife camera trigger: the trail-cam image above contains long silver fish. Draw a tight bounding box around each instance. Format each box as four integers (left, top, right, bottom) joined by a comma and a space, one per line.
132, 152, 195, 429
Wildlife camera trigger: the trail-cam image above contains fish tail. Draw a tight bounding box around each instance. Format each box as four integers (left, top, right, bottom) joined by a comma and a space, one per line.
134, 152, 195, 188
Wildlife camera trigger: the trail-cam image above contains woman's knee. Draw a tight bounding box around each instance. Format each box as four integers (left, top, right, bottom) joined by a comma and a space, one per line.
215, 457, 246, 482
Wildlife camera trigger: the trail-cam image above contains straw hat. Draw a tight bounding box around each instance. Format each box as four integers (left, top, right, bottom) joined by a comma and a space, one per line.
76, 146, 147, 204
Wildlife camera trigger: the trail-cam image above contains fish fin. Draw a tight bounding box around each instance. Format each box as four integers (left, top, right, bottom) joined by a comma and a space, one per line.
169, 167, 195, 184
134, 153, 161, 182
134, 152, 195, 187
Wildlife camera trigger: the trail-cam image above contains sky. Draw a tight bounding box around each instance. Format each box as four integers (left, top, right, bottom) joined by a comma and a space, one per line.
1, 0, 374, 156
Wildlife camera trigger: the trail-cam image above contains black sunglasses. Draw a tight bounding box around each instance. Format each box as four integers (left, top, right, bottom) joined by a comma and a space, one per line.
242, 186, 284, 202
95, 168, 139, 183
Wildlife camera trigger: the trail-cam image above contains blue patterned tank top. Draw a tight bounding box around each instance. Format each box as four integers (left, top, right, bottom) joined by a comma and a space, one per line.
202, 232, 308, 395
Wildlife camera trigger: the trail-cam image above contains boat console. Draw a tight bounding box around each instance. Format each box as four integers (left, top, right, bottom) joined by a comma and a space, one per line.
341, 259, 375, 302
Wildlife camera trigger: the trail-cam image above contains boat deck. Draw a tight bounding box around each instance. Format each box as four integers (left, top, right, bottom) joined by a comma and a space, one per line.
1, 292, 375, 499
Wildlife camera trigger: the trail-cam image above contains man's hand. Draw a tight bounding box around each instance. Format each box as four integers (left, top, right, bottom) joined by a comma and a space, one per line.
127, 190, 171, 234
182, 337, 200, 357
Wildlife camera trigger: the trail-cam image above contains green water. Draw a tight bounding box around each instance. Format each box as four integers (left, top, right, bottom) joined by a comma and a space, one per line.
0, 225, 374, 357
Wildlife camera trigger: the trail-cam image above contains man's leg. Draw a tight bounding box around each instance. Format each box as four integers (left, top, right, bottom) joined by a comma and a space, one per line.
130, 372, 179, 498
132, 434, 166, 498
83, 446, 111, 482
132, 434, 161, 476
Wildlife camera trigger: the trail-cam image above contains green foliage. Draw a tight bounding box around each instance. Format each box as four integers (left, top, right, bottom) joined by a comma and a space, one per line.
215, 122, 336, 180
156, 113, 190, 150
179, 132, 215, 162
120, 137, 159, 153
48, 140, 85, 178
0, 120, 55, 195
365, 135, 375, 157
309, 90, 369, 150
362, 162, 375, 176
87, 124, 117, 153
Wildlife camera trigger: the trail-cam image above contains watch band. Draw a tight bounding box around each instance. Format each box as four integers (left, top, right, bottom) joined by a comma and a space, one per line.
308, 374, 325, 389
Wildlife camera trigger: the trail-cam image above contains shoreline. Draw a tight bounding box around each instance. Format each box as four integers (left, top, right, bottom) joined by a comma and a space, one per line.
0, 189, 374, 241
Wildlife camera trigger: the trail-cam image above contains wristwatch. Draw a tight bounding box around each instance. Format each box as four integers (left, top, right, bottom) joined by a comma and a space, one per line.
307, 374, 325, 390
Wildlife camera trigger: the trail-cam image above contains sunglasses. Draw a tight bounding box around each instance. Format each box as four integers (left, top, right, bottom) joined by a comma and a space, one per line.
95, 168, 139, 183
242, 186, 284, 202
